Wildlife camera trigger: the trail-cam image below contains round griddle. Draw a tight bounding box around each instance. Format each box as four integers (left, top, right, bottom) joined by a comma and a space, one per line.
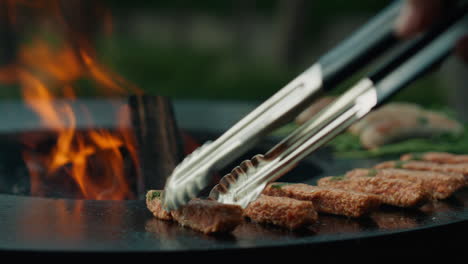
0, 180, 467, 256
0, 100, 467, 257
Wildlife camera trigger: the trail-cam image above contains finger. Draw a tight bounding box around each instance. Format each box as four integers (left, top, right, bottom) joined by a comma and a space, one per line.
395, 0, 443, 38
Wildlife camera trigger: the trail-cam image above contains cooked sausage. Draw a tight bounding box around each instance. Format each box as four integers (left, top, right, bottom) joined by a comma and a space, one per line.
358, 110, 463, 149
348, 102, 423, 136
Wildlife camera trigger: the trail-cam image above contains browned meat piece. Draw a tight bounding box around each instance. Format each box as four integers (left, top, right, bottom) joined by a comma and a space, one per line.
263, 183, 381, 218
401, 152, 468, 164
358, 110, 462, 149
317, 176, 428, 207
146, 190, 243, 234
244, 195, 318, 230
171, 199, 244, 234
146, 190, 173, 221
346, 168, 465, 200
348, 103, 423, 135
295, 96, 336, 125
375, 160, 468, 185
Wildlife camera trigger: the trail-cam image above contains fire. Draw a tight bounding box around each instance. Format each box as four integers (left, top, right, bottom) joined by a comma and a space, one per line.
1, 0, 141, 200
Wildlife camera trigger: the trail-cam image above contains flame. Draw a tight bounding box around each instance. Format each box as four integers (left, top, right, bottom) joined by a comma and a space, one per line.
1, 0, 141, 200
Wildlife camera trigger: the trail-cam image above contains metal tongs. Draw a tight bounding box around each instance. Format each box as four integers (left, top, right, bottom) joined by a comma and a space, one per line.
163, 0, 468, 210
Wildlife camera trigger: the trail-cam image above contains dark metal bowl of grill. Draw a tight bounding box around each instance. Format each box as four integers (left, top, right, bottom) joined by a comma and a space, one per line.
0, 99, 466, 258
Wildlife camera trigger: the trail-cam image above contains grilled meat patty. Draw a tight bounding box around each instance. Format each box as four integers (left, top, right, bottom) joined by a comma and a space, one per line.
171, 198, 244, 234
317, 176, 428, 207
146, 190, 243, 234
244, 195, 318, 230
346, 168, 465, 200
401, 152, 468, 164
146, 151, 467, 234
146, 190, 173, 221
375, 160, 468, 185
263, 183, 381, 218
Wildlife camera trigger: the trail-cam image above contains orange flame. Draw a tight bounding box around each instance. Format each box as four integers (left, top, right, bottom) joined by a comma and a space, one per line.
1, 0, 141, 200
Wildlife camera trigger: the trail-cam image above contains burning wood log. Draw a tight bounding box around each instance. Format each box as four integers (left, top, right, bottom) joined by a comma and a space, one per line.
129, 95, 184, 197
0, 1, 185, 201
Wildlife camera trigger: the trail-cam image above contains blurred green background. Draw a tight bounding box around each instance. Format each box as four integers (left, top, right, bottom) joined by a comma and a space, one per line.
1, 0, 467, 118
99, 0, 390, 100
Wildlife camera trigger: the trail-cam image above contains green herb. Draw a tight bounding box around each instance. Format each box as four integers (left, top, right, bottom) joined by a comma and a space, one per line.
328, 124, 468, 159
328, 133, 362, 152
394, 161, 406, 169
330, 175, 345, 181
280, 106, 468, 159
411, 153, 424, 161
367, 169, 378, 177
149, 190, 161, 200
418, 116, 429, 126
271, 183, 291, 189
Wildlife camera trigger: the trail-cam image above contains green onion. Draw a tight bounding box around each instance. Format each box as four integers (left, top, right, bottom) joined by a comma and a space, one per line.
330, 175, 345, 181
411, 152, 424, 160
367, 169, 378, 177
394, 161, 406, 169
270, 183, 292, 189
418, 116, 429, 126
149, 191, 161, 200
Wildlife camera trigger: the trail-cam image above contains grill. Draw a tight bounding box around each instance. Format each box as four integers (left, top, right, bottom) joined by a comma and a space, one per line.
0, 100, 466, 258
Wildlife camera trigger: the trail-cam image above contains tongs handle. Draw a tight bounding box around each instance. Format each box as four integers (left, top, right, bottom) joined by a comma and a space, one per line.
210, 2, 468, 208
220, 0, 404, 139
170, 0, 404, 176
163, 0, 405, 210
205, 0, 404, 161
318, 0, 401, 88
370, 2, 468, 105
274, 3, 468, 166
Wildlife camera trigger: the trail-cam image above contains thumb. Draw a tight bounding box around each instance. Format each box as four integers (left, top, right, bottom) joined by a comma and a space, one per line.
395, 0, 443, 38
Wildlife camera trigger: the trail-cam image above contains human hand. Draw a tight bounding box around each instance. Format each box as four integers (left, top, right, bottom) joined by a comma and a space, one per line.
395, 0, 468, 62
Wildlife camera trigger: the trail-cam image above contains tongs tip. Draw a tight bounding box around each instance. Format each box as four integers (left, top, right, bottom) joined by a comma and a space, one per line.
162, 141, 215, 210
161, 186, 191, 211
209, 154, 268, 208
